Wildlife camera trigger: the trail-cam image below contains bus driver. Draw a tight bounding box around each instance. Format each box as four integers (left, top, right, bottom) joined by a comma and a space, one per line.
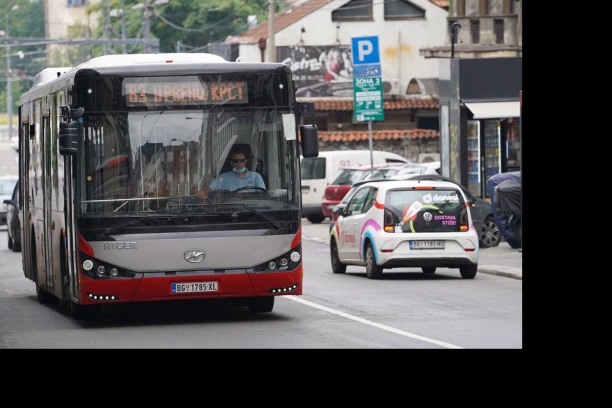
195, 145, 265, 198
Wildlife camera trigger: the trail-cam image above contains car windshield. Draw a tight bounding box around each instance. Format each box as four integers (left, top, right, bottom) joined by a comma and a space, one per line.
331, 169, 368, 185
300, 157, 325, 180
0, 178, 17, 196
363, 168, 400, 180
396, 165, 430, 175
384, 187, 468, 233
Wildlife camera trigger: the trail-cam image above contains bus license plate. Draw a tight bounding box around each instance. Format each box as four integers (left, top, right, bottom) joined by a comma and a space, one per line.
410, 240, 445, 249
171, 282, 218, 293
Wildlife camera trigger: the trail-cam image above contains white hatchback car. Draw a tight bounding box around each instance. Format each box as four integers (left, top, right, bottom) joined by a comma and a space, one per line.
330, 179, 479, 279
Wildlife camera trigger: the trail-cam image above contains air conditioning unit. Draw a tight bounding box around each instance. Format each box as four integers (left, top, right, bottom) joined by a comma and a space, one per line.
382, 78, 401, 96
418, 153, 440, 163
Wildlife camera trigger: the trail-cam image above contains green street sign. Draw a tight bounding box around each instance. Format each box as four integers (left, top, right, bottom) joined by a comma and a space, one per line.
353, 76, 384, 122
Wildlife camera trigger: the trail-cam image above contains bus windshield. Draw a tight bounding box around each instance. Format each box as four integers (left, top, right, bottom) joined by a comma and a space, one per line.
77, 107, 300, 231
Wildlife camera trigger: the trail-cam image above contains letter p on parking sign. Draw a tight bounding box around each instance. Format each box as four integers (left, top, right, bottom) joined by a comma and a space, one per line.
351, 36, 380, 65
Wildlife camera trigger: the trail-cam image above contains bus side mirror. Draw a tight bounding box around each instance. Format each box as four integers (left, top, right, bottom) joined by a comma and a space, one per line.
300, 125, 319, 158
59, 120, 79, 156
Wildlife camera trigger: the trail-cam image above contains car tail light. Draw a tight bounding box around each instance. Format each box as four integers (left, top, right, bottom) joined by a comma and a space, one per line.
384, 208, 395, 233
459, 208, 469, 231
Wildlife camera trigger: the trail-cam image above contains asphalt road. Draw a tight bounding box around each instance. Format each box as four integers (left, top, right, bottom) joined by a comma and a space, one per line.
0, 226, 522, 349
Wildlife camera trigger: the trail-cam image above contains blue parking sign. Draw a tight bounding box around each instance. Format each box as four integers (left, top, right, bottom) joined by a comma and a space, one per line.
351, 36, 380, 65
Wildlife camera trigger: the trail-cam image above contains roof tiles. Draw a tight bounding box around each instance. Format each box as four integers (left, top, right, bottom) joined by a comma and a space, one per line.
319, 129, 439, 143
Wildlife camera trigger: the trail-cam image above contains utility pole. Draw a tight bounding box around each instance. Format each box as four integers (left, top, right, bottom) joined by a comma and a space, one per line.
6, 5, 18, 142
267, 0, 275, 62
144, 0, 151, 53
103, 0, 110, 55
121, 0, 127, 54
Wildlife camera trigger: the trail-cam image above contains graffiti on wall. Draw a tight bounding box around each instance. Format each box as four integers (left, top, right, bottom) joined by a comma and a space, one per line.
278, 45, 353, 97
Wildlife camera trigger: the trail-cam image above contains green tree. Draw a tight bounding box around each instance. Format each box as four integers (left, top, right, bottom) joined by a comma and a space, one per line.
86, 0, 286, 55
1, 0, 46, 113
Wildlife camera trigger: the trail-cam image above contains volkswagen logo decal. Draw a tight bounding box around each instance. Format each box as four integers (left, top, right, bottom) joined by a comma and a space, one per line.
184, 249, 206, 263
423, 212, 433, 222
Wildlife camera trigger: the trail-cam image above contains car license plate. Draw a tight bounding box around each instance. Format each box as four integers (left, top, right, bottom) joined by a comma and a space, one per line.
171, 282, 218, 293
410, 240, 445, 249
328, 204, 335, 209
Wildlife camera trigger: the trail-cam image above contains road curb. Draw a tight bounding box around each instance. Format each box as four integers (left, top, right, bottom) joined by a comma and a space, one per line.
302, 235, 522, 281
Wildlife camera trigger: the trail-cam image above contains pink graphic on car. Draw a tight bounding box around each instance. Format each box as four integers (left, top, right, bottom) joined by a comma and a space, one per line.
359, 219, 382, 259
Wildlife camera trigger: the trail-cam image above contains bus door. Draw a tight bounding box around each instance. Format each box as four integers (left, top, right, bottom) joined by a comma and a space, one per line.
42, 116, 53, 289
20, 120, 33, 280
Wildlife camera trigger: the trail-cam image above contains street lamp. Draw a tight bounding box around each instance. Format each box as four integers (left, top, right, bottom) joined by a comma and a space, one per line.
5, 4, 18, 141
450, 22, 461, 59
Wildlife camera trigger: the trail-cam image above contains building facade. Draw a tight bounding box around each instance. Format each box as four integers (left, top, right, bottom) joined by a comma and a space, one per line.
222, 0, 451, 161
420, 0, 522, 198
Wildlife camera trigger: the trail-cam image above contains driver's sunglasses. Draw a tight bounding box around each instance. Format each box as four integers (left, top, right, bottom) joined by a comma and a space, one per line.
231, 158, 247, 164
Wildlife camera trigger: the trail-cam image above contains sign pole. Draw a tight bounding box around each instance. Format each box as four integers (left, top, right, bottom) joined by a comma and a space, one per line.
368, 121, 374, 177
351, 35, 384, 172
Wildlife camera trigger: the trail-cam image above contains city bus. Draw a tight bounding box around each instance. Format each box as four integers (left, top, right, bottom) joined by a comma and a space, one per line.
17, 53, 319, 319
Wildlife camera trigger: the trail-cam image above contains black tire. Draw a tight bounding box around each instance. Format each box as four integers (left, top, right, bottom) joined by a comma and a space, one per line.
12, 239, 21, 252
248, 296, 274, 313
459, 264, 478, 279
306, 214, 325, 224
513, 219, 522, 249
480, 216, 501, 248
365, 242, 383, 279
7, 235, 13, 250
330, 239, 346, 274
422, 267, 436, 274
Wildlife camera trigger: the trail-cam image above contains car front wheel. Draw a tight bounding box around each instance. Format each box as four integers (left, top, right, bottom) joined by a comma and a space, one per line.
480, 216, 501, 248
330, 239, 346, 274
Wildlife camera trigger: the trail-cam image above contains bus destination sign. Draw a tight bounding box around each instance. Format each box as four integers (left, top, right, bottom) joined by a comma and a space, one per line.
123, 77, 248, 107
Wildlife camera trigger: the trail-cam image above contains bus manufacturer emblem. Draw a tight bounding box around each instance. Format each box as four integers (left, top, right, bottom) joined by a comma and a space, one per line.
184, 249, 206, 263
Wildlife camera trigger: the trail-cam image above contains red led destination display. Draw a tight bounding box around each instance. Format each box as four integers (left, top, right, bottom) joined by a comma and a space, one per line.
123, 77, 248, 107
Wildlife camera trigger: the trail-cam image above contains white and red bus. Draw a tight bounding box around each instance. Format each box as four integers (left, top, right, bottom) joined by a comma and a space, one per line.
17, 53, 319, 319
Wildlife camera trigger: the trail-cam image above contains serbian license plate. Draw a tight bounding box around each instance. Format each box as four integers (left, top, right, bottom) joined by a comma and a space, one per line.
171, 282, 218, 293
410, 240, 445, 249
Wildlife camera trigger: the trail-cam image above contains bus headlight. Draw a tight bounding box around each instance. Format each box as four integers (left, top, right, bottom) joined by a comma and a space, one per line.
82, 260, 94, 271
96, 266, 106, 277
253, 245, 301, 272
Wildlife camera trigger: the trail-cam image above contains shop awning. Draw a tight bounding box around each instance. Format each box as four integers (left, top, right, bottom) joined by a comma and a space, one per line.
465, 101, 520, 119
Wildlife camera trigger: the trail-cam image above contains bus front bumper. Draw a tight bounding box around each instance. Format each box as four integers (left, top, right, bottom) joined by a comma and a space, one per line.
78, 265, 303, 304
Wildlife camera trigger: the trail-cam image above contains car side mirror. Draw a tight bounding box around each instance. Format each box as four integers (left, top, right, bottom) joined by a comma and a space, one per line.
333, 204, 345, 216
467, 195, 477, 208
3, 199, 13, 206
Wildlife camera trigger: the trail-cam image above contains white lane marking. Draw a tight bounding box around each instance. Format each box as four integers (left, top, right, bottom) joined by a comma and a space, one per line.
286, 295, 463, 349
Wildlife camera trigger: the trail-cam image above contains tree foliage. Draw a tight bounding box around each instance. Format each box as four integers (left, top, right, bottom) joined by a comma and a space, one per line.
1, 0, 46, 113
86, 0, 288, 55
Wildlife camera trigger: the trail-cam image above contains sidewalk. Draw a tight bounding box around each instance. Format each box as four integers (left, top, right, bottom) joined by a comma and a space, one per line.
301, 219, 522, 281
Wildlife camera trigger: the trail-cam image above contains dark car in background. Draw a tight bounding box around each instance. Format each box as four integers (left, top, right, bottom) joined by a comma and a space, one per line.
330, 173, 501, 248
3, 178, 21, 252
1, 175, 19, 226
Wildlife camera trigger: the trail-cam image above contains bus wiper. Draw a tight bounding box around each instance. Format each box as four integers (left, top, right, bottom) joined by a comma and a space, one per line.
234, 204, 280, 229
104, 214, 183, 236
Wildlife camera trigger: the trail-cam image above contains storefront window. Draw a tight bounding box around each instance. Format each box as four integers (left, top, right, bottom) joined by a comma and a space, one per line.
506, 118, 520, 171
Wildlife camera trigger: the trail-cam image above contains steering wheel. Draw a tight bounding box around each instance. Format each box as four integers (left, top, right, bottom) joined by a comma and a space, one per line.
232, 186, 268, 194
